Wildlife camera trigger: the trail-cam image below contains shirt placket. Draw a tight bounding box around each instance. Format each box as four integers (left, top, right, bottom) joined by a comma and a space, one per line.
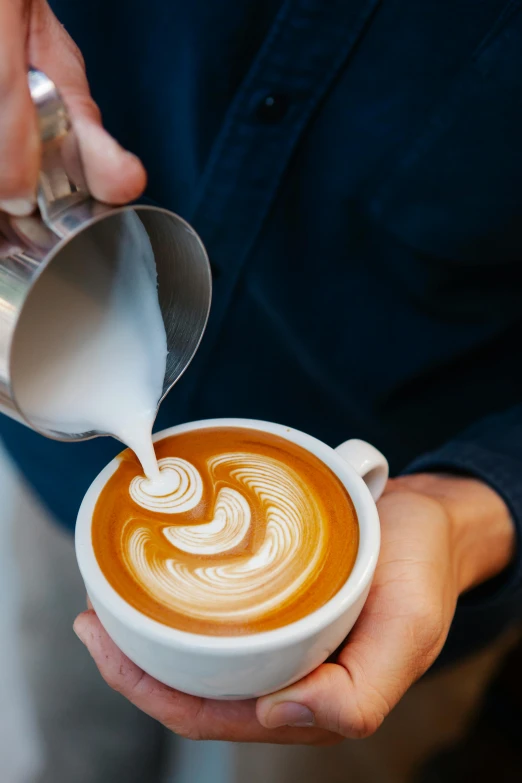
179, 0, 381, 408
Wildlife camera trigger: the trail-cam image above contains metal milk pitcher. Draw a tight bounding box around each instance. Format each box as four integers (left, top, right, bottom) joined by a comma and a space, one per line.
0, 69, 211, 441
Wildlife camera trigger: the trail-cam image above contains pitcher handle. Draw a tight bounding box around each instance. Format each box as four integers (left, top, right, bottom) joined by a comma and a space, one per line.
28, 68, 90, 230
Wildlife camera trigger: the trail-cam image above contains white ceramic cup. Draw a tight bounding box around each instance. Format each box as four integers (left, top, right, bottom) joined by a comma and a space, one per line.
75, 418, 388, 700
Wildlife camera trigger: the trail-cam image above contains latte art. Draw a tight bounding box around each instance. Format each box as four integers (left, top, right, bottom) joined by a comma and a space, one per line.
163, 488, 250, 555
130, 458, 203, 513
93, 428, 358, 635
125, 453, 325, 624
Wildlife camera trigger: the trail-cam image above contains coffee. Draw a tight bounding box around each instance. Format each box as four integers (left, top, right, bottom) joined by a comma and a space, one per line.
92, 427, 359, 636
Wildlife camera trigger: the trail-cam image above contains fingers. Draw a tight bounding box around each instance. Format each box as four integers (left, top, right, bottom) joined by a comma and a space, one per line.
69, 120, 146, 205
76, 488, 458, 743
27, 2, 146, 204
74, 611, 201, 732
258, 489, 455, 738
0, 0, 39, 213
0, 0, 146, 213
76, 489, 456, 743
73, 611, 337, 746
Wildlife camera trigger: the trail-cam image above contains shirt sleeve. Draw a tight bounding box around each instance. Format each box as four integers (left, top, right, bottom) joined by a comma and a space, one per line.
403, 404, 522, 667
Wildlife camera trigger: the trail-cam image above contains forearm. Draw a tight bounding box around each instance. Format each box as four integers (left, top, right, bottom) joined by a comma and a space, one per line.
389, 473, 516, 594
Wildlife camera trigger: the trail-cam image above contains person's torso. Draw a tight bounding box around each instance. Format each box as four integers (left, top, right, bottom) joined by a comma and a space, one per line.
3, 0, 522, 527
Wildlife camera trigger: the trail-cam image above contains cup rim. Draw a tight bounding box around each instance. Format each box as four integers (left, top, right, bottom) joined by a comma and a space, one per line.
75, 418, 381, 654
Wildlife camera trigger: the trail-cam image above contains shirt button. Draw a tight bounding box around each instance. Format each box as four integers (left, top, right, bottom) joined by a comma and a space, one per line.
255, 93, 290, 124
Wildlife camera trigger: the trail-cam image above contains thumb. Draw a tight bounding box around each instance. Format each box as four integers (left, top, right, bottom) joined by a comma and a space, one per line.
28, 2, 146, 204
257, 490, 455, 738
257, 582, 444, 737
256, 659, 392, 739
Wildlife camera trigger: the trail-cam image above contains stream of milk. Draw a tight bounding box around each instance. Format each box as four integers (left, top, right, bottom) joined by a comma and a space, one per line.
11, 212, 168, 485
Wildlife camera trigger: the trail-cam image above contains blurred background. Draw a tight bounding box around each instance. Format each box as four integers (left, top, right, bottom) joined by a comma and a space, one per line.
1, 440, 520, 783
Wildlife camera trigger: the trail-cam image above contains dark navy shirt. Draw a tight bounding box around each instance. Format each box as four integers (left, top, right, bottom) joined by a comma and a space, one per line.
2, 0, 522, 664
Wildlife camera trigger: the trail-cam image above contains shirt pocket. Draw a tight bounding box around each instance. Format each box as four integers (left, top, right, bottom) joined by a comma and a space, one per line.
368, 1, 522, 275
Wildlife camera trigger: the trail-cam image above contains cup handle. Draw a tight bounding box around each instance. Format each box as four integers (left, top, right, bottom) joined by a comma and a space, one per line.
334, 439, 389, 502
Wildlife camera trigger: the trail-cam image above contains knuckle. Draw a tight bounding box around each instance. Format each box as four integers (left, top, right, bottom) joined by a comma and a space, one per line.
66, 36, 87, 72
344, 699, 386, 739
409, 595, 439, 626
70, 92, 102, 123
334, 662, 389, 739
167, 721, 194, 739
105, 667, 129, 694
104, 661, 144, 696
410, 603, 446, 659
183, 725, 205, 741
166, 700, 208, 741
102, 668, 125, 693
396, 599, 448, 680
167, 720, 204, 741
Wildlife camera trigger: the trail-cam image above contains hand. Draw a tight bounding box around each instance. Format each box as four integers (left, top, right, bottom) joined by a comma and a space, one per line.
74, 473, 514, 744
0, 0, 146, 216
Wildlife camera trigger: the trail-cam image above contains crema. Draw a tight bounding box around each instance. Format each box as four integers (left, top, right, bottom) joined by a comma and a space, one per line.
92, 427, 359, 636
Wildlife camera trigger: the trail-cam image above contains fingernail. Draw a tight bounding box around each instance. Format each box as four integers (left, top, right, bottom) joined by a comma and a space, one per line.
0, 198, 35, 217
264, 702, 315, 728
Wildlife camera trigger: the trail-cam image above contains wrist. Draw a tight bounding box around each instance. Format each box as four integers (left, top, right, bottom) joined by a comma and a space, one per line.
390, 473, 516, 594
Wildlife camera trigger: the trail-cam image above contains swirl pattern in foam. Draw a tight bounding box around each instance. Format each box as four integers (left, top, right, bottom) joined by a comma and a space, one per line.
163, 487, 251, 555
129, 457, 202, 513
126, 452, 325, 623
92, 427, 359, 635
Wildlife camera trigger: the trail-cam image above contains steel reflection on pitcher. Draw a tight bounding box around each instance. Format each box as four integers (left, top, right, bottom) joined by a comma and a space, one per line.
0, 69, 211, 443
